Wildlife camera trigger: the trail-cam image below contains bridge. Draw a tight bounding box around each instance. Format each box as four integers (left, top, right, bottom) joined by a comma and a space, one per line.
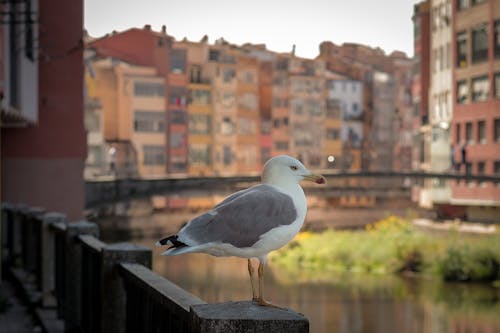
84, 171, 500, 208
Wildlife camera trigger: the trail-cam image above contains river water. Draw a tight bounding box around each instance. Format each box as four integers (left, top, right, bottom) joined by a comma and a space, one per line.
96, 204, 500, 333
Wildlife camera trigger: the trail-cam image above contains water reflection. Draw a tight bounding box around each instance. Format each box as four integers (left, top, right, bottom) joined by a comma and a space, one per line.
139, 241, 500, 333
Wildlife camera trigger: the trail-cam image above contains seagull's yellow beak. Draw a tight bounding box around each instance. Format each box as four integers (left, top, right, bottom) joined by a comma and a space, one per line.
303, 173, 326, 184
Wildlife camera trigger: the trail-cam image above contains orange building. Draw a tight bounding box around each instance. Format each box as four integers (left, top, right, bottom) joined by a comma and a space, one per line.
167, 44, 189, 175
236, 54, 261, 173
271, 55, 292, 157
206, 43, 239, 175
88, 58, 167, 177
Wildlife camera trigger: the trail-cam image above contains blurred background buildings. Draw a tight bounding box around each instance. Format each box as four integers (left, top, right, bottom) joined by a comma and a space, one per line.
0, 0, 499, 220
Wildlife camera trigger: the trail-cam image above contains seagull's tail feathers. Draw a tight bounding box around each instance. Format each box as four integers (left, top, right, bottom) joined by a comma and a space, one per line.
155, 235, 190, 256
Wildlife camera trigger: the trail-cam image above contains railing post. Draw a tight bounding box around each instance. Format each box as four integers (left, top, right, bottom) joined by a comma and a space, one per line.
41, 212, 66, 308
189, 301, 309, 333
12, 204, 29, 267
64, 221, 99, 332
100, 242, 151, 333
24, 207, 45, 281
1, 203, 15, 269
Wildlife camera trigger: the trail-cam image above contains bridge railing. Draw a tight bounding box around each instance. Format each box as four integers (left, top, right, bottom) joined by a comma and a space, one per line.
0, 202, 309, 333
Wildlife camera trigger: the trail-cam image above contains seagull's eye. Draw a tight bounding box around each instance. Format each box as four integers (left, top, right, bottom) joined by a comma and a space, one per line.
290, 165, 298, 171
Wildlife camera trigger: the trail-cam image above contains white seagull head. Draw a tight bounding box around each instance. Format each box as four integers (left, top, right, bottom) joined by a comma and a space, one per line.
261, 155, 326, 186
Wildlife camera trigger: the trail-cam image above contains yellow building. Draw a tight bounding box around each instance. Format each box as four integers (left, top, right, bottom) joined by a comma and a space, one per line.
89, 58, 167, 177
179, 40, 214, 176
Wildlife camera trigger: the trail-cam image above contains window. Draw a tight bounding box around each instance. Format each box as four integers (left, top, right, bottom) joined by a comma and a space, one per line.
238, 117, 256, 135
465, 122, 473, 143
143, 145, 165, 165
189, 144, 211, 165
456, 123, 461, 143
477, 120, 486, 144
86, 145, 103, 167
84, 112, 100, 132
223, 68, 235, 83
189, 114, 211, 135
477, 161, 486, 186
223, 145, 232, 165
472, 0, 486, 4
274, 141, 289, 150
239, 70, 256, 84
495, 73, 500, 98
326, 128, 340, 140
169, 49, 186, 73
189, 89, 211, 104
471, 76, 489, 102
134, 82, 164, 97
456, 32, 467, 68
134, 111, 164, 132
222, 92, 235, 108
457, 0, 468, 10
169, 132, 185, 149
190, 65, 202, 83
292, 100, 304, 115
465, 162, 473, 185
238, 93, 257, 110
472, 24, 488, 63
495, 161, 500, 175
221, 117, 233, 135
208, 49, 219, 61
495, 21, 500, 58
495, 119, 500, 142
457, 80, 468, 104
170, 110, 187, 124
169, 86, 187, 106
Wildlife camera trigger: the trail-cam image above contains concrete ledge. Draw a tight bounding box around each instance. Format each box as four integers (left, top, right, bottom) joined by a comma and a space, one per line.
190, 301, 309, 333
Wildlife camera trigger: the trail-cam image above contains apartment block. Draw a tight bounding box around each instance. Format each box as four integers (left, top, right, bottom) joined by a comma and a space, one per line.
207, 44, 239, 175
167, 44, 189, 175
429, 0, 454, 205
87, 58, 166, 177
236, 54, 261, 173
288, 56, 326, 168
450, 0, 500, 219
412, 1, 432, 206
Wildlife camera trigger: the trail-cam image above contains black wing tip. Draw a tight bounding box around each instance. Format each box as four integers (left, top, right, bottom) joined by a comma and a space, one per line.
156, 235, 188, 249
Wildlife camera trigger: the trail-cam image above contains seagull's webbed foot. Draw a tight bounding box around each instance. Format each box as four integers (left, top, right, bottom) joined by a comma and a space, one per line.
255, 297, 286, 309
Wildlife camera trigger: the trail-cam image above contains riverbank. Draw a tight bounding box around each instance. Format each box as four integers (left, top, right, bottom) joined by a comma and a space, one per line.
270, 216, 500, 284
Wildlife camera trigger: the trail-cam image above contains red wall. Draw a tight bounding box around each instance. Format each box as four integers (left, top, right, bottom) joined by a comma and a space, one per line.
1, 0, 86, 219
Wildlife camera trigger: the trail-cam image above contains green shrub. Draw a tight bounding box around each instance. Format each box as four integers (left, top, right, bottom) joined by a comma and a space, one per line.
438, 244, 499, 282
270, 216, 500, 283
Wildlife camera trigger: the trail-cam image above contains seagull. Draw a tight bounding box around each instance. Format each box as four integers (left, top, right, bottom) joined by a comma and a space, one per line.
156, 155, 326, 307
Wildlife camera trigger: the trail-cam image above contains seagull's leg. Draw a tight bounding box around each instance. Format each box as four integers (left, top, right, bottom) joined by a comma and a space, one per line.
248, 259, 258, 301
256, 258, 282, 308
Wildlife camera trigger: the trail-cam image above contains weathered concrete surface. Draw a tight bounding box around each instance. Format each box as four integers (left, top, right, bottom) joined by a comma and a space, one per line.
101, 242, 152, 333
190, 301, 309, 333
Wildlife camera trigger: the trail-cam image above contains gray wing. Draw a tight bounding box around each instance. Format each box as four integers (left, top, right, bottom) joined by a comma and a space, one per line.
179, 184, 297, 248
